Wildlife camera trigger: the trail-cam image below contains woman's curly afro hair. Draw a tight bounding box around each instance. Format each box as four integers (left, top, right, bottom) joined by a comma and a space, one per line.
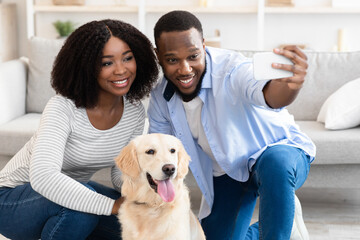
51, 19, 159, 108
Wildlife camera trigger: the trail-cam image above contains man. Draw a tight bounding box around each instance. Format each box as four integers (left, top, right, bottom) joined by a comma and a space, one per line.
148, 10, 315, 240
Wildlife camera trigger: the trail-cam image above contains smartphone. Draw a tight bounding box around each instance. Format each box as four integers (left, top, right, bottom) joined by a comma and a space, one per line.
253, 52, 294, 80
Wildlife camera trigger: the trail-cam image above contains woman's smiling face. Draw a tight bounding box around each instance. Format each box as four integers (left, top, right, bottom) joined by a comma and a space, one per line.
97, 36, 137, 97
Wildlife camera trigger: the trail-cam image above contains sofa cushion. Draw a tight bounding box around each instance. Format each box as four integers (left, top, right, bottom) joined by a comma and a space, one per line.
0, 59, 27, 125
296, 121, 360, 165
240, 50, 360, 121
290, 52, 360, 121
26, 37, 64, 113
317, 77, 360, 130
0, 113, 41, 156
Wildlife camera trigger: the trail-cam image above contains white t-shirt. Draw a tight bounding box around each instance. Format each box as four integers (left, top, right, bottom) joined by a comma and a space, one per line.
182, 96, 225, 177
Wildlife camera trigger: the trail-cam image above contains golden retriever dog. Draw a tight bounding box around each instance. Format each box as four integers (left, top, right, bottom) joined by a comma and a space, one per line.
115, 133, 206, 240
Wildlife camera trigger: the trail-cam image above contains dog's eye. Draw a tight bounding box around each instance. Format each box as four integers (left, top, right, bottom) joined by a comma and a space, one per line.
170, 148, 176, 153
146, 149, 155, 155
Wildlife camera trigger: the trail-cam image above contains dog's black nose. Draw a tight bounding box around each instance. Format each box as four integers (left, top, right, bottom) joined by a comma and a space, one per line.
162, 164, 175, 176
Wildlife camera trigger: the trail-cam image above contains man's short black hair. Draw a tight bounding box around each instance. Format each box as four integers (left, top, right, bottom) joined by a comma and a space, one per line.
52, 19, 159, 108
154, 10, 203, 47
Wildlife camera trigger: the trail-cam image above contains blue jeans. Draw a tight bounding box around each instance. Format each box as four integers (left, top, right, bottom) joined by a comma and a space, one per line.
0, 181, 122, 240
201, 145, 311, 240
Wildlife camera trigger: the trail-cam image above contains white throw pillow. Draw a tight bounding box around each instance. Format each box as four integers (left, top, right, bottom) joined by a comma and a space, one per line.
317, 77, 360, 130
26, 37, 64, 113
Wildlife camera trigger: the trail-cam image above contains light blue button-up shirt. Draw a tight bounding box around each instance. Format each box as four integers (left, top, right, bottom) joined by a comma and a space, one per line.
147, 47, 316, 219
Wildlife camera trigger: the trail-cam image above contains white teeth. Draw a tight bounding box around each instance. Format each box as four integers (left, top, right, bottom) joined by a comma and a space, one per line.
180, 78, 192, 84
113, 79, 127, 84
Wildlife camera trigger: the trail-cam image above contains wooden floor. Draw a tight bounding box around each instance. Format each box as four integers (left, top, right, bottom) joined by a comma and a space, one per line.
189, 181, 360, 240
249, 201, 360, 240
297, 188, 360, 240
304, 204, 360, 240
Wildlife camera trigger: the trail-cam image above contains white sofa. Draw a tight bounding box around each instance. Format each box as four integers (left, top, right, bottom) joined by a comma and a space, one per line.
1, 37, 360, 203
0, 37, 63, 167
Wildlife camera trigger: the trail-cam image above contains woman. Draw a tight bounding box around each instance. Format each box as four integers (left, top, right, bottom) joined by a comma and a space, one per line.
0, 19, 158, 240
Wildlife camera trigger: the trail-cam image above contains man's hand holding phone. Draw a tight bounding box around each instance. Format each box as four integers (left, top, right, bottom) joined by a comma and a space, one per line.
254, 45, 309, 108
253, 45, 308, 90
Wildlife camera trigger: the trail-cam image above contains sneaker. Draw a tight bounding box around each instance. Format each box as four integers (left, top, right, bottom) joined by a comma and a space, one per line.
290, 195, 309, 240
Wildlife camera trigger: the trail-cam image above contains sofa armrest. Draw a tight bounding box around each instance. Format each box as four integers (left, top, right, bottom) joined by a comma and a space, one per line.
0, 58, 28, 125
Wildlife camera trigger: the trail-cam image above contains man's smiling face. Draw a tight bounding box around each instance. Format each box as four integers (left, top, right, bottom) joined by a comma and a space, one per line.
156, 28, 206, 101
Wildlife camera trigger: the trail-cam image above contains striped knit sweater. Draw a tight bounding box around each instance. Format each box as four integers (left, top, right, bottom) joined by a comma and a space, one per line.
0, 95, 145, 216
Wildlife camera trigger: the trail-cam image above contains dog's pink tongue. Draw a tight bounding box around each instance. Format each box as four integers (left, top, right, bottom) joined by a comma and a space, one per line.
157, 179, 175, 202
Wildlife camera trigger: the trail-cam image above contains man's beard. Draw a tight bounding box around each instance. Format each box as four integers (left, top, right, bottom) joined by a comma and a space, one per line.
165, 64, 207, 102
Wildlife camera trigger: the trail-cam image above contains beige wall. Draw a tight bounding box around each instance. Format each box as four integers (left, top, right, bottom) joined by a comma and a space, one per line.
2, 0, 28, 58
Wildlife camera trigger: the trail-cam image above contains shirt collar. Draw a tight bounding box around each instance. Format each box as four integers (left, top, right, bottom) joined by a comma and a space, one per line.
202, 47, 212, 89
163, 79, 176, 102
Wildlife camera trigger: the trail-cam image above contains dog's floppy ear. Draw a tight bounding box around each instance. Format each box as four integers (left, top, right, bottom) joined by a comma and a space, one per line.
177, 141, 190, 179
115, 141, 140, 178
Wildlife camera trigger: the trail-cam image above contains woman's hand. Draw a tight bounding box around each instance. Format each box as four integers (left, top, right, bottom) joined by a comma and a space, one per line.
111, 196, 125, 215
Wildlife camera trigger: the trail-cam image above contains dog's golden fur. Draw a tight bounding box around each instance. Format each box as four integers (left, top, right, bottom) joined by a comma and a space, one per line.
115, 133, 205, 240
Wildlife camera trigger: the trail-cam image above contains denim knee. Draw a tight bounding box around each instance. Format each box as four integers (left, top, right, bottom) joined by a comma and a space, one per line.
253, 145, 306, 187
41, 207, 99, 240
0, 183, 100, 240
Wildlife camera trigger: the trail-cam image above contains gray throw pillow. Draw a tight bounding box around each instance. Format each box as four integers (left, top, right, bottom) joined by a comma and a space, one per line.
26, 37, 64, 113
